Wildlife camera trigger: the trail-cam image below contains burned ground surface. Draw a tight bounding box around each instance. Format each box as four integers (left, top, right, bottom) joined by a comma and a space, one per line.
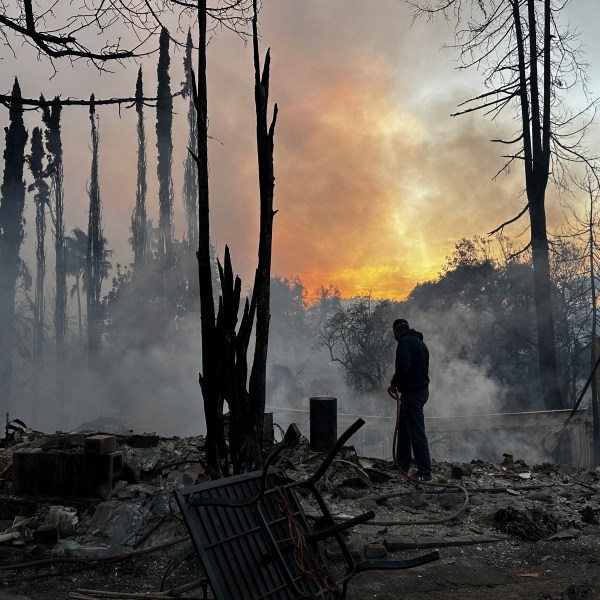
0, 426, 598, 600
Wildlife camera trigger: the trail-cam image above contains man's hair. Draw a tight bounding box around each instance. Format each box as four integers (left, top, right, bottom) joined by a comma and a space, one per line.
393, 318, 409, 330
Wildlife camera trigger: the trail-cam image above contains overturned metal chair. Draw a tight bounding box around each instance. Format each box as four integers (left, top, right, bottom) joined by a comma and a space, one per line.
174, 418, 439, 600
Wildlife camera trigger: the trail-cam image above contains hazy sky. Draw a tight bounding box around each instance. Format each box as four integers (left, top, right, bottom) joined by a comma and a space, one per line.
3, 0, 600, 300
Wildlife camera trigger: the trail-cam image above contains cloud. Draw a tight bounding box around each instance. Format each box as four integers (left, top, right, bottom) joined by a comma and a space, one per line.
197, 1, 529, 298
3, 0, 591, 303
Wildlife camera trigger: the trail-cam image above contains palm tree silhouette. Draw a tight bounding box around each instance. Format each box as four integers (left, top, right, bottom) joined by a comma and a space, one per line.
65, 227, 111, 341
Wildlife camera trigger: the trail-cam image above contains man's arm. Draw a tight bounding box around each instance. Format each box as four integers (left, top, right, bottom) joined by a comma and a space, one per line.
391, 340, 411, 389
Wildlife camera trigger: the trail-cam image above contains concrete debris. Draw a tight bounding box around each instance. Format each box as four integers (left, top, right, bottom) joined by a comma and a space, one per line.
364, 542, 387, 558
0, 423, 598, 600
83, 499, 151, 548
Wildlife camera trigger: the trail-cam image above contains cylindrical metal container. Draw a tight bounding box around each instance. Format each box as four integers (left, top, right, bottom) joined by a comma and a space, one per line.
309, 396, 337, 452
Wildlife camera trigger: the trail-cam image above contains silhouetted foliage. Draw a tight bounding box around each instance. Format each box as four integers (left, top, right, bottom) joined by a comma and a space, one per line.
65, 227, 111, 346
407, 237, 544, 409
316, 296, 396, 393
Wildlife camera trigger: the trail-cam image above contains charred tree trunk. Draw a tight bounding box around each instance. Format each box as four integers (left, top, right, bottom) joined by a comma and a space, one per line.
86, 97, 103, 358
594, 337, 600, 467
191, 0, 276, 476
529, 199, 562, 409
28, 127, 49, 360
0, 78, 28, 414
132, 67, 148, 269
183, 29, 199, 252
193, 0, 229, 478
42, 101, 67, 361
182, 29, 200, 311
229, 1, 278, 474
28, 126, 50, 422
157, 27, 174, 271
589, 199, 600, 465
221, 246, 255, 475
514, 0, 563, 410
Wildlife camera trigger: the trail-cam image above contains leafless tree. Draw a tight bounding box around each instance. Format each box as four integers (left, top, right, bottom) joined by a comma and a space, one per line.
0, 1, 142, 65
409, 0, 599, 410
179, 0, 275, 476
556, 169, 600, 464
2, 1, 271, 469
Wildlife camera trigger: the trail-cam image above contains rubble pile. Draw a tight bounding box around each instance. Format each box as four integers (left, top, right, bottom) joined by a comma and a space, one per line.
0, 425, 598, 599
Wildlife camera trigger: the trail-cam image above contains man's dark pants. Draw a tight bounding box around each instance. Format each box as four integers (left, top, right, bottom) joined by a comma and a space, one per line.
396, 390, 432, 478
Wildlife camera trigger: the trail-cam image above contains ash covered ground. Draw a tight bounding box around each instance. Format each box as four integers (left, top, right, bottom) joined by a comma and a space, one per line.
0, 424, 598, 600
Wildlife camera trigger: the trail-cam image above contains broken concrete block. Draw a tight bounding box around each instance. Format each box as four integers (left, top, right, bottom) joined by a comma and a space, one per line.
364, 543, 387, 559
12, 449, 123, 499
326, 544, 345, 560
325, 542, 361, 561
385, 536, 418, 550
84, 435, 117, 455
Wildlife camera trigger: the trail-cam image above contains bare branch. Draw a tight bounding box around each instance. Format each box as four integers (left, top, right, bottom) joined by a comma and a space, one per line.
488, 203, 530, 236
0, 92, 183, 110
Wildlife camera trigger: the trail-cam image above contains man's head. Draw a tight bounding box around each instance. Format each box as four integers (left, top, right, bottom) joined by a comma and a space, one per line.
393, 318, 409, 340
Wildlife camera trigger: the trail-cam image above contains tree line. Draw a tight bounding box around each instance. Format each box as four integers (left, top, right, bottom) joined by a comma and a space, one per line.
1, 0, 599, 473
0, 25, 195, 412
269, 233, 600, 462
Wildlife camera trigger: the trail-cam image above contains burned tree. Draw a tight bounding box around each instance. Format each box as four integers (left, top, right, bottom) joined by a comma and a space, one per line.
156, 27, 174, 266
194, 0, 225, 476
27, 127, 50, 362
0, 1, 135, 64
182, 29, 199, 251
410, 0, 599, 410
556, 171, 600, 465
239, 1, 279, 471
184, 0, 274, 475
41, 101, 67, 358
584, 184, 600, 466
0, 78, 28, 412
65, 228, 88, 342
86, 97, 104, 357
132, 68, 148, 269
212, 0, 277, 474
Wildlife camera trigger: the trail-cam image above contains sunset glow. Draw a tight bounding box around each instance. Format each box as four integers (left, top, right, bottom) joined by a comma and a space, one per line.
1, 1, 595, 304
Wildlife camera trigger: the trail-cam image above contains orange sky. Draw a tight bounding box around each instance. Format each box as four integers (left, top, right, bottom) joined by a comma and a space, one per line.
3, 0, 599, 301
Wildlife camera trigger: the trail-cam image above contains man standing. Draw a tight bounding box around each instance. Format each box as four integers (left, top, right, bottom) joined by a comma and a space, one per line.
387, 318, 432, 481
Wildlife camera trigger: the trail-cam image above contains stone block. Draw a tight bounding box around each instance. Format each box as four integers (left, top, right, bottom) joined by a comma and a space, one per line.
84, 434, 117, 455
12, 449, 123, 499
325, 542, 361, 561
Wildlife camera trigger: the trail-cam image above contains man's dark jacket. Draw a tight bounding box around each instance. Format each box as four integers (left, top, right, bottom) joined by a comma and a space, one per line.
391, 329, 429, 393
